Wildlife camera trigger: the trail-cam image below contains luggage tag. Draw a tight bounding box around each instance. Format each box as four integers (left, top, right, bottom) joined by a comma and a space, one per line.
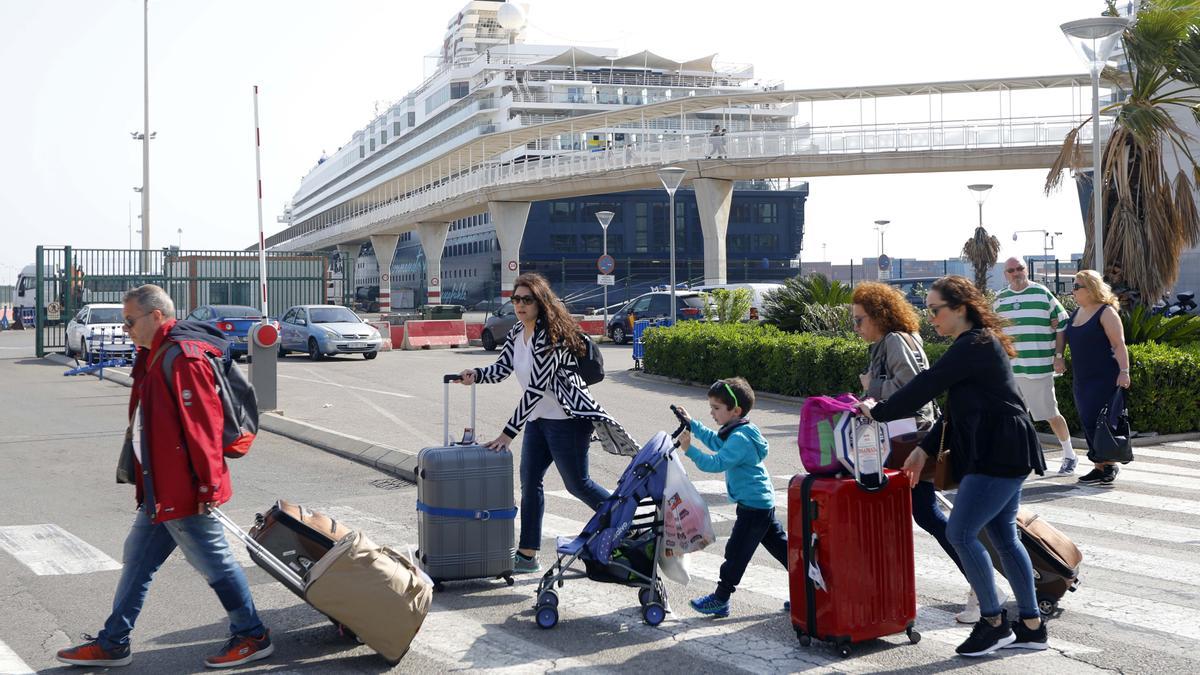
807, 533, 828, 592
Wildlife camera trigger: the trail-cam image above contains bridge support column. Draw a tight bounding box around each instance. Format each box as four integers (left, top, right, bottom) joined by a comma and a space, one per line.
369, 234, 399, 314
335, 244, 358, 306
488, 201, 531, 298
417, 222, 450, 305
694, 178, 733, 285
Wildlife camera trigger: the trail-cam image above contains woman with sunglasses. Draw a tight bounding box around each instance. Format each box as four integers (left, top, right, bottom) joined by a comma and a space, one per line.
851, 282, 980, 622
458, 273, 637, 575
856, 276, 1048, 657
1064, 270, 1131, 487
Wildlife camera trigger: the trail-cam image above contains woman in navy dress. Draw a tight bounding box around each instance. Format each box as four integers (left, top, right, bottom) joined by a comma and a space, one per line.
1061, 270, 1131, 487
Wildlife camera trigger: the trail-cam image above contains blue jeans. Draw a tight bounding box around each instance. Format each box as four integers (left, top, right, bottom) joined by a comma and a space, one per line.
519, 417, 610, 551
945, 474, 1040, 620
715, 504, 788, 601
97, 508, 265, 649
911, 480, 964, 574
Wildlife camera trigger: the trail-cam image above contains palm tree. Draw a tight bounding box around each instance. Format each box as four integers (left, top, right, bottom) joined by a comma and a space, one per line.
1046, 0, 1200, 306
962, 226, 1001, 292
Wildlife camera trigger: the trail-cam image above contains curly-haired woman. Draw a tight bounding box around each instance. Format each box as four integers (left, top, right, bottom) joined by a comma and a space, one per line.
458, 273, 637, 575
857, 276, 1048, 657
852, 282, 981, 621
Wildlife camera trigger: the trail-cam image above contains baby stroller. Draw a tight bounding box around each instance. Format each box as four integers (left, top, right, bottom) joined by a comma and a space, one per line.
533, 410, 689, 629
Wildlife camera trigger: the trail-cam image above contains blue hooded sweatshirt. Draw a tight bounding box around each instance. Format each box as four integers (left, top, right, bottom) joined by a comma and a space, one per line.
684, 418, 774, 509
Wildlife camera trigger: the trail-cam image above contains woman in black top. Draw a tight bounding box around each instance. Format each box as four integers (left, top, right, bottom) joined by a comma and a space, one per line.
857, 276, 1048, 657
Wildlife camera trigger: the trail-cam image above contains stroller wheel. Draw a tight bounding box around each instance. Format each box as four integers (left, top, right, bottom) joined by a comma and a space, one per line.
538, 591, 559, 608
643, 602, 666, 626
638, 588, 653, 607
536, 605, 559, 629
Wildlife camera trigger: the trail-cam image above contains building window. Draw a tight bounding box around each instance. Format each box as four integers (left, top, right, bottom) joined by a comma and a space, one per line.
406, 111, 416, 127
730, 234, 750, 253
635, 203, 648, 253
754, 234, 779, 252
756, 203, 779, 224
732, 202, 752, 223
550, 235, 576, 253
549, 202, 576, 223
582, 234, 602, 254
580, 202, 621, 224
380, 130, 387, 145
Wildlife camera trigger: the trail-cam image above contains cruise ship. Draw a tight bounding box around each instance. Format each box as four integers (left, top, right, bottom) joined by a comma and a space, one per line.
281, 0, 808, 310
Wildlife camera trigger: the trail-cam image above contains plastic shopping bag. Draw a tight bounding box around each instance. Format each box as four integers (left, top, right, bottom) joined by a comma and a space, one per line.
659, 546, 692, 585
661, 453, 716, 555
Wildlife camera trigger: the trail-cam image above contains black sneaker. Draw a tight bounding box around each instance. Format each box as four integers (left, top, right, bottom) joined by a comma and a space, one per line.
1100, 464, 1120, 487
956, 610, 1015, 657
1003, 618, 1048, 651
1077, 468, 1105, 485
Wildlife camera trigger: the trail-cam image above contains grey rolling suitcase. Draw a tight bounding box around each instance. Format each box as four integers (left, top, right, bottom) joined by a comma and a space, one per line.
415, 373, 516, 590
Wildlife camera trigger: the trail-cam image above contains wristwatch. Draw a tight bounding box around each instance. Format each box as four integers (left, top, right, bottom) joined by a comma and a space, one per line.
1054, 353, 1064, 359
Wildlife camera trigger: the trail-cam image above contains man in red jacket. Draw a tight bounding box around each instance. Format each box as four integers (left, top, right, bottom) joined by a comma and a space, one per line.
57, 285, 273, 669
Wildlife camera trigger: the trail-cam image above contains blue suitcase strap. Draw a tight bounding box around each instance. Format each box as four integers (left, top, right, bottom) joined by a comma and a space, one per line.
416, 501, 517, 521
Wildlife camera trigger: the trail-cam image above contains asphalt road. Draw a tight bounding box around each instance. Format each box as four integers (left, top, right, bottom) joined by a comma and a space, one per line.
3, 329, 1200, 674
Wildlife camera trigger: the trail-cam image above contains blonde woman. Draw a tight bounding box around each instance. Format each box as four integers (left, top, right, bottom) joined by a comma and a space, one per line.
1061, 270, 1131, 487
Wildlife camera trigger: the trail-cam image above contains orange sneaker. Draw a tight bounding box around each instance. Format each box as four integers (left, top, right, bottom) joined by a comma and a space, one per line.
56, 635, 133, 667
204, 630, 274, 669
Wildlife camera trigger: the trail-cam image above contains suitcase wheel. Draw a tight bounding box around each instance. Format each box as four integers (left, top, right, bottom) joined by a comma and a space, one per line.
642, 602, 666, 627
1038, 598, 1060, 617
836, 641, 851, 658
906, 626, 921, 644
535, 604, 559, 629
795, 628, 811, 647
504, 574, 515, 587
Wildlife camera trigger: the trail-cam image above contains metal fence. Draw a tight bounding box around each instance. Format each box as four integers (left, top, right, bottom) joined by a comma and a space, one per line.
33, 246, 331, 357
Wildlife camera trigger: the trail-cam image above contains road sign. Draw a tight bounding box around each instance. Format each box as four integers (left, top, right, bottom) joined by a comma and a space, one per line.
430, 277, 440, 287
597, 274, 615, 286
597, 254, 615, 275
507, 260, 518, 271
878, 254, 891, 271
46, 302, 61, 321
380, 272, 390, 283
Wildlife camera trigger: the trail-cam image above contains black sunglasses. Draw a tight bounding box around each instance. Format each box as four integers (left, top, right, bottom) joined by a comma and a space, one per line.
1006, 266, 1025, 273
1072, 283, 1084, 290
511, 294, 536, 306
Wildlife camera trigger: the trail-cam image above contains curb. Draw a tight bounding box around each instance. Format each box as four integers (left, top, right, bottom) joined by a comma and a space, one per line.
629, 367, 1200, 445
41, 355, 420, 481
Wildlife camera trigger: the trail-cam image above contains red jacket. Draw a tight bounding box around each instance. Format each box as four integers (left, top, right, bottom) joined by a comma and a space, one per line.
128, 319, 232, 523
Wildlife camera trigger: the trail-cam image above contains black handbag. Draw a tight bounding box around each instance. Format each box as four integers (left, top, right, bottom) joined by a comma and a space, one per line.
1091, 388, 1133, 464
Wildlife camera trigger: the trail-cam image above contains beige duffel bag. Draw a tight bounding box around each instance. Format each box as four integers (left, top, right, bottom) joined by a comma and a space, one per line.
305, 530, 433, 663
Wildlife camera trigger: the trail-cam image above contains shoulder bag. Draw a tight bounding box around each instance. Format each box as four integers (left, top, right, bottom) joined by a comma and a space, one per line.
933, 410, 958, 491
1091, 387, 1133, 464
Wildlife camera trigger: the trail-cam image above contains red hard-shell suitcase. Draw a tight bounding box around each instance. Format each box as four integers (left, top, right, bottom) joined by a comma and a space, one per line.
788, 469, 920, 657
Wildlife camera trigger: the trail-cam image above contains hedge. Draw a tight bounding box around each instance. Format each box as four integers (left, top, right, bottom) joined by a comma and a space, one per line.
641, 322, 1200, 434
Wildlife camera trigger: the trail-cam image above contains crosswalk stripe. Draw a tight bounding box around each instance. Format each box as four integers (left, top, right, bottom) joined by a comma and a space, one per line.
1075, 543, 1200, 588
0, 640, 34, 675
0, 525, 122, 576
1119, 460, 1200, 478
1026, 503, 1200, 545
1067, 488, 1200, 517
1166, 441, 1200, 450
1133, 447, 1200, 463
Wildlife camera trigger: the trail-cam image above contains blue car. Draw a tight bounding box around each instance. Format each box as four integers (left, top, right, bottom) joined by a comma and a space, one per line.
184, 304, 268, 360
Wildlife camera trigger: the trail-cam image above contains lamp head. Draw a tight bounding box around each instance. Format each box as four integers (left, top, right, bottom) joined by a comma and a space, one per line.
1061, 17, 1129, 72
658, 166, 686, 194
967, 183, 994, 204
1012, 233, 1019, 241
595, 210, 615, 229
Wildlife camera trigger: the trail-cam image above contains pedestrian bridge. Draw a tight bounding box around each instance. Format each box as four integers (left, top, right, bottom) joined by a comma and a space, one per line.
266, 74, 1105, 309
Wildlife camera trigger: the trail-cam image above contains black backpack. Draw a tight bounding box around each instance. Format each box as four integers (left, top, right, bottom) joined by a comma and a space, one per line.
161, 344, 260, 458
571, 332, 605, 385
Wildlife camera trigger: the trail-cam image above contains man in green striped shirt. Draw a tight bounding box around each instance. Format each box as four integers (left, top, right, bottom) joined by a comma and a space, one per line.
995, 257, 1077, 473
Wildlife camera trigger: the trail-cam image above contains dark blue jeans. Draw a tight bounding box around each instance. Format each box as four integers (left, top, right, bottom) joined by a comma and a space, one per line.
715, 504, 788, 601
519, 417, 610, 551
97, 508, 265, 649
945, 474, 1039, 620
912, 480, 964, 573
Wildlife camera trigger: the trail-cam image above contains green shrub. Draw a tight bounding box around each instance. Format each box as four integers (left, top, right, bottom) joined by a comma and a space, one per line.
1122, 304, 1200, 346
702, 288, 754, 323
643, 323, 1200, 434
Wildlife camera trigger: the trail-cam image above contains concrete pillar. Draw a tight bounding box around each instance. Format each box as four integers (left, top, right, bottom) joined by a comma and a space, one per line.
369, 234, 399, 314
694, 178, 734, 285
417, 222, 450, 305
335, 243, 358, 306
487, 201, 531, 298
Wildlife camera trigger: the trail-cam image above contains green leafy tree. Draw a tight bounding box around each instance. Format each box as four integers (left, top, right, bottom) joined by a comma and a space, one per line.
1046, 0, 1200, 305
761, 273, 854, 334
703, 288, 754, 323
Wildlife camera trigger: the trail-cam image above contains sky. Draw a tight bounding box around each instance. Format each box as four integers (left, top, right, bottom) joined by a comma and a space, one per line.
0, 0, 1114, 285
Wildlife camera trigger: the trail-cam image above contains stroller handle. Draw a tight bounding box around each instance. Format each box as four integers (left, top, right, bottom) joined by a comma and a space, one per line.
669, 405, 688, 442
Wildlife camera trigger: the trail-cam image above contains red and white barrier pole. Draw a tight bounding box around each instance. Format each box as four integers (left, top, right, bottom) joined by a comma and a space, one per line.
253, 85, 268, 322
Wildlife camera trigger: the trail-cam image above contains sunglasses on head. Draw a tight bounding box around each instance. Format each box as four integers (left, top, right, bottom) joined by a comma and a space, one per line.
1006, 265, 1025, 273
715, 380, 739, 409
511, 294, 536, 306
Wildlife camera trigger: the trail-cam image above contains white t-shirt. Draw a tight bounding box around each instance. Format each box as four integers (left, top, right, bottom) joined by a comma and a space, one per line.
132, 405, 143, 464
511, 331, 568, 421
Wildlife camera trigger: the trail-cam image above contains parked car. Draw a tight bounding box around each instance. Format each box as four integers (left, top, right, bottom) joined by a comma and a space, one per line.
690, 282, 783, 321
606, 291, 706, 345
65, 303, 134, 360
884, 277, 939, 309
480, 301, 518, 351
184, 304, 269, 360
277, 304, 384, 361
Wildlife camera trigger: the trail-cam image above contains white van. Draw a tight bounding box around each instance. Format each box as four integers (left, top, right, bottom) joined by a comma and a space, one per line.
690, 282, 783, 321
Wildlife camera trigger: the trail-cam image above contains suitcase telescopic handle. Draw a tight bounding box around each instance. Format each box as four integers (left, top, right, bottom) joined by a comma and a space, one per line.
210, 507, 306, 593
442, 373, 477, 447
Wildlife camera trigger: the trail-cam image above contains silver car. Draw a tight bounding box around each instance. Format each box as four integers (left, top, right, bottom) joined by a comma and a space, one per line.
480, 301, 517, 351
278, 305, 384, 361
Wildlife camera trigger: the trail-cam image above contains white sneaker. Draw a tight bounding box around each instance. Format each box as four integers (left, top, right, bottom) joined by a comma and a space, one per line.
955, 589, 979, 624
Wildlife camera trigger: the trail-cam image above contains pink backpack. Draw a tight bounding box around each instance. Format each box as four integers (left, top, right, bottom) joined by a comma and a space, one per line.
797, 393, 860, 474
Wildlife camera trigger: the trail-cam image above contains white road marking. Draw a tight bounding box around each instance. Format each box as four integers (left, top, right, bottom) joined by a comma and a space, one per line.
0, 525, 122, 575
1028, 503, 1200, 546
1068, 488, 1200, 517
297, 368, 436, 447
277, 373, 413, 398
0, 640, 34, 675
1132, 446, 1200, 463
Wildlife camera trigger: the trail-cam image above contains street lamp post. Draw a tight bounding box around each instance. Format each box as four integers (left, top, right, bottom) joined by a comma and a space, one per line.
177, 227, 182, 249
1061, 16, 1128, 275
967, 183, 993, 227
595, 209, 614, 333
140, 0, 150, 253
873, 219, 889, 279
657, 167, 686, 325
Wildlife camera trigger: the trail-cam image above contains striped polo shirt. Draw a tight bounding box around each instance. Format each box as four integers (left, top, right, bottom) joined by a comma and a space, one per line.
993, 282, 1068, 377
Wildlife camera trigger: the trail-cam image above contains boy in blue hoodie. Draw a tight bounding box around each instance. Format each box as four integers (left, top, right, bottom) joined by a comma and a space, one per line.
676, 377, 787, 617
